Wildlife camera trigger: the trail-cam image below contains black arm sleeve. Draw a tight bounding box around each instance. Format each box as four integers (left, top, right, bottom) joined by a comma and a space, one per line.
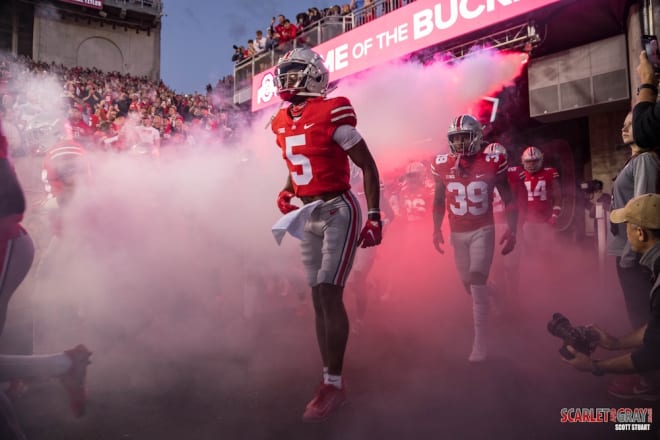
0, 159, 26, 218
632, 101, 660, 150
631, 286, 660, 372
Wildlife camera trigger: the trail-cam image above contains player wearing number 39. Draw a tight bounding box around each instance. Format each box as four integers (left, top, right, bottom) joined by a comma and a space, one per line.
431, 114, 518, 362
270, 48, 382, 422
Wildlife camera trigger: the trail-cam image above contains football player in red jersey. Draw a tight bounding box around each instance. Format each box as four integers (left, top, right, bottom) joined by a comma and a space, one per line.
271, 48, 382, 422
397, 160, 435, 223
431, 115, 518, 362
0, 118, 91, 437
486, 143, 527, 308
514, 146, 562, 250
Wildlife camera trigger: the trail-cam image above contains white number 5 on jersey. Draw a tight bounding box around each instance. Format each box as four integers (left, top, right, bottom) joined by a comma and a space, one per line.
286, 134, 313, 185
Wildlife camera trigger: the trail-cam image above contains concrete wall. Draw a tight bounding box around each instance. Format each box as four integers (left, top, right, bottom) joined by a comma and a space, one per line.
32, 13, 160, 80
585, 2, 648, 195
587, 111, 630, 196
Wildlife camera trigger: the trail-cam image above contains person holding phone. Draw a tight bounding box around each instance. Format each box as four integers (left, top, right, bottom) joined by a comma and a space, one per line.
633, 43, 660, 149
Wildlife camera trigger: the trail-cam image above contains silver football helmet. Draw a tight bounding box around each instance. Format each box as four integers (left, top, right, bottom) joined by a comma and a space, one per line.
275, 48, 329, 101
521, 146, 543, 173
483, 142, 507, 158
447, 114, 483, 157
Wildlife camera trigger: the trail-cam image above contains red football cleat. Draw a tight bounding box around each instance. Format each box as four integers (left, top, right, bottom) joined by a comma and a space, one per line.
59, 344, 92, 417
302, 383, 347, 422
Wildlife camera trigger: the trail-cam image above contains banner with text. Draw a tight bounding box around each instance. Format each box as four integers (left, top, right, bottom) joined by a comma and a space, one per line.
59, 0, 104, 10
251, 0, 560, 112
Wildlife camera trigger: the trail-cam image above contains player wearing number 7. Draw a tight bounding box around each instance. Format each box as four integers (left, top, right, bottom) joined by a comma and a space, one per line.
270, 48, 382, 422
431, 114, 518, 362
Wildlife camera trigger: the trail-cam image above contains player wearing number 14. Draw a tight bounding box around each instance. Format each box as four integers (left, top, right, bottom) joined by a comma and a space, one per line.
431, 114, 518, 362
511, 146, 562, 250
516, 146, 562, 225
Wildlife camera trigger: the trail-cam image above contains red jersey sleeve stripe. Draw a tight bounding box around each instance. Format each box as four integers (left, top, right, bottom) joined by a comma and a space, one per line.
330, 105, 354, 114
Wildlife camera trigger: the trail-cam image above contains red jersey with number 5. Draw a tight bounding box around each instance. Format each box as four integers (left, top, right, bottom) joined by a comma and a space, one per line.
431, 147, 507, 232
271, 97, 356, 197
511, 166, 559, 223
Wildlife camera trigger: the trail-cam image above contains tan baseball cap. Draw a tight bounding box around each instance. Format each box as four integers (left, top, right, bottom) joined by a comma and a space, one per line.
610, 193, 660, 229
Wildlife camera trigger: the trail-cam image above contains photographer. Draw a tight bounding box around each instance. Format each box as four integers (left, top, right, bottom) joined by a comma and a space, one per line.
564, 194, 660, 388
231, 45, 245, 63
583, 180, 611, 219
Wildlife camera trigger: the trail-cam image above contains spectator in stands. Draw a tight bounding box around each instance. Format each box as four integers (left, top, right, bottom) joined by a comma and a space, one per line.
82, 83, 102, 111
254, 30, 267, 54
271, 14, 286, 33
135, 114, 160, 157
308, 7, 322, 23
350, 0, 365, 10
246, 40, 258, 58
295, 12, 311, 46
296, 12, 310, 32
265, 28, 278, 51
116, 92, 131, 117
341, 4, 353, 15
168, 117, 188, 146
62, 82, 78, 107
231, 45, 245, 63
66, 104, 93, 142
277, 19, 298, 53
152, 115, 165, 138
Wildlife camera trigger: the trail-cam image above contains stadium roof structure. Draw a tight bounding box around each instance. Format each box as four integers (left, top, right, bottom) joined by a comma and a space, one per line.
19, 0, 164, 33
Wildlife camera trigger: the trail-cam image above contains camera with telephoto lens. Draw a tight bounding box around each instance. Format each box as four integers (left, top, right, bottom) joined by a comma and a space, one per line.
580, 179, 603, 195
547, 313, 600, 359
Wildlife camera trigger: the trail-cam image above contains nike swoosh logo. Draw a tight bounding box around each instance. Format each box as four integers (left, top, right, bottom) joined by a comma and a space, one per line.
632, 386, 655, 395
476, 174, 486, 178
304, 123, 315, 129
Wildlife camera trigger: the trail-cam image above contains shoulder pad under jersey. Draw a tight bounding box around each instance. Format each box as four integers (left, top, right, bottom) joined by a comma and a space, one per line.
323, 96, 357, 128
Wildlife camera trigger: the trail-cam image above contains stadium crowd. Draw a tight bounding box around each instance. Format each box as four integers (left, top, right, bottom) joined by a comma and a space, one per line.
0, 54, 242, 157
231, 0, 415, 63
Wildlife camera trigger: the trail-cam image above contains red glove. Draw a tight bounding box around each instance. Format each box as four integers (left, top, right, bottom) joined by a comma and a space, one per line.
357, 220, 382, 248
277, 190, 299, 214
499, 229, 516, 255
548, 206, 561, 227
433, 230, 444, 254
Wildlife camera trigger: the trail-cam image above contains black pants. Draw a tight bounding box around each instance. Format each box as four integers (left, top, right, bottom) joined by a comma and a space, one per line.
616, 256, 652, 329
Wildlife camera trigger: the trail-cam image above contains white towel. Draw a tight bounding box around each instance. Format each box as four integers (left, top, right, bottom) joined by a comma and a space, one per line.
271, 200, 323, 245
